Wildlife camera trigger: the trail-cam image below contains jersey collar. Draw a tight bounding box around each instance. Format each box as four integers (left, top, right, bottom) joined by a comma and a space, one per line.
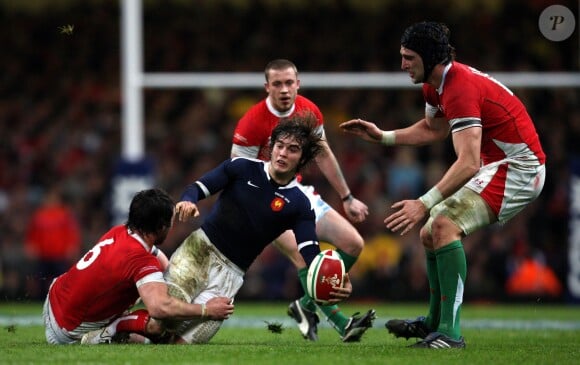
266, 97, 295, 117
436, 62, 453, 95
127, 228, 151, 252
263, 162, 299, 189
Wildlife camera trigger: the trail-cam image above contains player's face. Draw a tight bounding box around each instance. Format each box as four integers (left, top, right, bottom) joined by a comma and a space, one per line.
265, 67, 300, 113
400, 46, 424, 84
269, 135, 302, 184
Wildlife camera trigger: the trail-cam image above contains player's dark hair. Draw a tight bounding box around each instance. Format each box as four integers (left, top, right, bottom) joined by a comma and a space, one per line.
269, 111, 324, 172
265, 59, 298, 81
401, 21, 456, 82
126, 188, 174, 236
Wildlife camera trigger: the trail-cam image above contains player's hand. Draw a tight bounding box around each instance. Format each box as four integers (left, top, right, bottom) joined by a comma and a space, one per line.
339, 119, 383, 143
175, 201, 200, 222
204, 297, 235, 320
343, 197, 369, 223
328, 273, 352, 304
384, 199, 428, 236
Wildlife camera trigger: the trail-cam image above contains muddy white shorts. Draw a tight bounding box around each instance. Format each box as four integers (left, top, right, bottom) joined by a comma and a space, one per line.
164, 229, 244, 344
427, 158, 545, 235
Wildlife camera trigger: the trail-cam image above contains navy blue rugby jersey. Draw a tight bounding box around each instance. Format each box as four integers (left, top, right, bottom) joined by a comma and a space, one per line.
180, 157, 320, 271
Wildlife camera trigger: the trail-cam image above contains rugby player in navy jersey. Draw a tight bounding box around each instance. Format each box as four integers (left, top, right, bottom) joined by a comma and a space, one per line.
163, 112, 353, 344
232, 59, 374, 342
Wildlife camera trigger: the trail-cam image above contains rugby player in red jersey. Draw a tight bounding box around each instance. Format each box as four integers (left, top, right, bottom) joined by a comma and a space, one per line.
43, 189, 234, 344
341, 21, 546, 349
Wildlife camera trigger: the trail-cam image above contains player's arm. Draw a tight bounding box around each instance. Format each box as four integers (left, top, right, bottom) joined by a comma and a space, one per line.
384, 126, 481, 235
432, 125, 482, 198
138, 280, 234, 321
176, 159, 238, 221
314, 139, 369, 223
393, 115, 450, 145
272, 231, 308, 269
291, 210, 321, 267
340, 116, 449, 146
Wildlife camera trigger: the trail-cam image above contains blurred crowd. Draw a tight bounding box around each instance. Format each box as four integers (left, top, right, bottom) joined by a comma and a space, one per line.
0, 0, 578, 302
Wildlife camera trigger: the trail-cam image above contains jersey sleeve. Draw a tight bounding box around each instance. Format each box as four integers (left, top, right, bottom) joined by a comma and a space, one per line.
135, 271, 165, 288
232, 104, 269, 153
182, 158, 253, 203
291, 199, 320, 266
125, 251, 164, 287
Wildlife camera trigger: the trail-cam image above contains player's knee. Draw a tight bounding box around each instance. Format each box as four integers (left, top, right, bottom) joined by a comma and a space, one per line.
430, 215, 461, 248
337, 231, 364, 257
419, 226, 434, 250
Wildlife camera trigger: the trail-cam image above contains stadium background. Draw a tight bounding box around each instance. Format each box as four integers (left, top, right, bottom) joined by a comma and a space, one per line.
0, 0, 577, 304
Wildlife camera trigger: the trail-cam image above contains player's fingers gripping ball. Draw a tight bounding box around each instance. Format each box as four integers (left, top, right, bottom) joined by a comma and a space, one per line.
306, 249, 345, 305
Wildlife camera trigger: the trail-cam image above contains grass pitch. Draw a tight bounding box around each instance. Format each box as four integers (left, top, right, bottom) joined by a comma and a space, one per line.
1, 301, 579, 365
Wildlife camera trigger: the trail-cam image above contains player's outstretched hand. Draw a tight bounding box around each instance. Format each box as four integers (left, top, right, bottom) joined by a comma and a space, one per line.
339, 119, 383, 143
205, 297, 234, 320
327, 273, 352, 304
175, 201, 200, 222
384, 199, 428, 236
343, 197, 369, 223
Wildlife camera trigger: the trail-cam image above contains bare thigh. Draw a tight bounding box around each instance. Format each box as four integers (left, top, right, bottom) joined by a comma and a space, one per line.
316, 209, 364, 257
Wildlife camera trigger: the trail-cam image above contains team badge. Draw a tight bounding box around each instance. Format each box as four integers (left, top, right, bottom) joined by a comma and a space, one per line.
271, 197, 285, 212
320, 273, 341, 287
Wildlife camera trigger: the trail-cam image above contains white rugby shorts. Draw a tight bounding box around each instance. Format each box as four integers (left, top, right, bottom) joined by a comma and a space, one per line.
428, 158, 545, 235
164, 229, 244, 344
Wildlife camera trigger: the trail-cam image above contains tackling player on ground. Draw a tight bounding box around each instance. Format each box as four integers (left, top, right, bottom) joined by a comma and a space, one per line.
43, 188, 234, 345
341, 21, 546, 349
231, 59, 375, 342
164, 113, 353, 344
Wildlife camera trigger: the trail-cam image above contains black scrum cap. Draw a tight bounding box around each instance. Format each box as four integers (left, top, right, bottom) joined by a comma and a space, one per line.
401, 21, 453, 82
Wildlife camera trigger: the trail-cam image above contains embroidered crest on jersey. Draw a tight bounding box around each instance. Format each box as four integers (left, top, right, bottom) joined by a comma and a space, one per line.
271, 197, 285, 212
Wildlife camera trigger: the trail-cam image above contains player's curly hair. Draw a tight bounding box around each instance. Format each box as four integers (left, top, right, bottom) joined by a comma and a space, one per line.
126, 188, 174, 236
269, 111, 324, 172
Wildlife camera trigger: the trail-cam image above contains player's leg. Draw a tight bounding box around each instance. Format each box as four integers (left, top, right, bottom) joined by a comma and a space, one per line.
172, 234, 244, 344
43, 296, 78, 344
386, 188, 493, 342
81, 309, 151, 345
385, 226, 438, 340
314, 208, 375, 341
284, 184, 372, 341
420, 228, 440, 332
275, 230, 321, 341
417, 188, 494, 347
429, 215, 467, 341
428, 161, 544, 342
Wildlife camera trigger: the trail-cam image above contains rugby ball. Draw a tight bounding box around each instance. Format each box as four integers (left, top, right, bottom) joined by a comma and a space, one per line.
306, 249, 345, 305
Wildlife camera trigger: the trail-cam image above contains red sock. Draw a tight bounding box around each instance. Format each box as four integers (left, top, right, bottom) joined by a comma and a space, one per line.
114, 309, 150, 335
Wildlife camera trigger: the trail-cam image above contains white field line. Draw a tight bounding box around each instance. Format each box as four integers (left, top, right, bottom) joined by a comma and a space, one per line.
2, 315, 580, 330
